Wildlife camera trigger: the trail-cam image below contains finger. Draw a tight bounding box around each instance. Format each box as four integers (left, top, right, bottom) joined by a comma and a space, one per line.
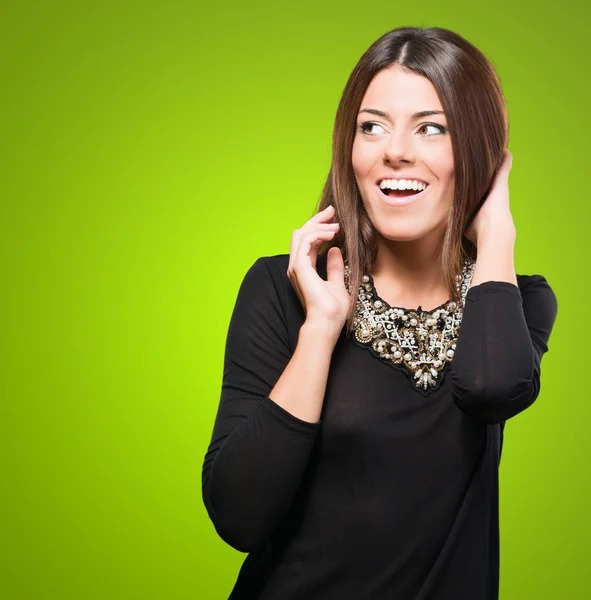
296, 229, 337, 261
289, 216, 339, 272
326, 246, 345, 286
307, 205, 336, 226
291, 278, 306, 312
294, 231, 336, 282
289, 226, 339, 274
305, 222, 340, 231
300, 223, 340, 239
290, 230, 336, 293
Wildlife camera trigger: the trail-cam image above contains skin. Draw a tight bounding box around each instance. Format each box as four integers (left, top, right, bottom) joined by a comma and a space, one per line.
466, 149, 517, 289
351, 64, 516, 310
287, 64, 517, 334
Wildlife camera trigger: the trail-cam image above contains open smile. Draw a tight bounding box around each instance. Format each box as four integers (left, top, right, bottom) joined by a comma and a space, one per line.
376, 183, 429, 207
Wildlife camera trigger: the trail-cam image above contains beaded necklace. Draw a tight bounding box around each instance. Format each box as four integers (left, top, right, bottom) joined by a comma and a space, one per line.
343, 260, 476, 395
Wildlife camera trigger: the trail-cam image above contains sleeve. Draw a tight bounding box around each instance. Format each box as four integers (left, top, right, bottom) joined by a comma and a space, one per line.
201, 257, 321, 553
450, 275, 558, 425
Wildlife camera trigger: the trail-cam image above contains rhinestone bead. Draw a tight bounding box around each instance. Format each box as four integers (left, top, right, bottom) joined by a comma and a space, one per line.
343, 259, 475, 394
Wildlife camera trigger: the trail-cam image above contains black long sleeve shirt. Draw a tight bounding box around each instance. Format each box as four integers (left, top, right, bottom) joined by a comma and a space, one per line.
202, 253, 558, 600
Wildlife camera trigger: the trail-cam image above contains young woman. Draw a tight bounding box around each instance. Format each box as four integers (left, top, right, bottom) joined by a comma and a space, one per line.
202, 26, 558, 600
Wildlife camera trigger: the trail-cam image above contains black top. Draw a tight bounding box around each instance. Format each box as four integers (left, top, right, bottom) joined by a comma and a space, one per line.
202, 253, 558, 600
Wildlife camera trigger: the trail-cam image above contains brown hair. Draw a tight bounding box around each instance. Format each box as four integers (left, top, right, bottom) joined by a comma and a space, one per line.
314, 26, 509, 336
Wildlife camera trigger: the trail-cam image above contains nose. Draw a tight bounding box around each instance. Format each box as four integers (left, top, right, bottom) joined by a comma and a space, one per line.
383, 129, 414, 164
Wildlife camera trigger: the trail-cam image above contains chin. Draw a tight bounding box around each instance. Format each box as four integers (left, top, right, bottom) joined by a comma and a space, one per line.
378, 229, 428, 242
376, 219, 447, 242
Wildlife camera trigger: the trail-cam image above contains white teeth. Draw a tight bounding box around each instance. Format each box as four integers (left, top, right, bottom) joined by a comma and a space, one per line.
379, 179, 427, 191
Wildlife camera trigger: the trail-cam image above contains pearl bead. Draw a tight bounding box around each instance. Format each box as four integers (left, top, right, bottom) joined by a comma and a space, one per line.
344, 258, 476, 394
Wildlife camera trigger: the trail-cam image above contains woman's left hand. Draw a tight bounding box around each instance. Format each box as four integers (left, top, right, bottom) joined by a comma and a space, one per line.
464, 149, 516, 245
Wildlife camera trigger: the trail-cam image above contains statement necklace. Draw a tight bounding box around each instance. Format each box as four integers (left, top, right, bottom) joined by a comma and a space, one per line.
343, 260, 476, 395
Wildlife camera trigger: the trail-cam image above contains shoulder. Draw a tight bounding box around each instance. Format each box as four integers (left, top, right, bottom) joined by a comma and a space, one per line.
245, 255, 289, 293
256, 253, 289, 275
255, 253, 329, 282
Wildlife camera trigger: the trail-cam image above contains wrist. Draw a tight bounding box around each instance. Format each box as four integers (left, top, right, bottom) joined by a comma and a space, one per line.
301, 318, 343, 345
476, 219, 516, 246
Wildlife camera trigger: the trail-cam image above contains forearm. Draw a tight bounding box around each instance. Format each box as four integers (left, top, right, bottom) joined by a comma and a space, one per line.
205, 320, 337, 551
470, 221, 517, 287
268, 320, 339, 423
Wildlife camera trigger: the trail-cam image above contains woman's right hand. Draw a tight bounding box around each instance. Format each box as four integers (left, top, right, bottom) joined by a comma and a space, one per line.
287, 205, 350, 336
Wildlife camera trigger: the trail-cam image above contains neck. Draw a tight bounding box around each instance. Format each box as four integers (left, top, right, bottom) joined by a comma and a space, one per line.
370, 229, 450, 301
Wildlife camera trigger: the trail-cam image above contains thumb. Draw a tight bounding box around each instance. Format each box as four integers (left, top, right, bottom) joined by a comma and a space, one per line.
326, 246, 344, 285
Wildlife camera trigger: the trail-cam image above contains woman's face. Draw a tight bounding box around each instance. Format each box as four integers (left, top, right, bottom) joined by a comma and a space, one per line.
352, 64, 454, 241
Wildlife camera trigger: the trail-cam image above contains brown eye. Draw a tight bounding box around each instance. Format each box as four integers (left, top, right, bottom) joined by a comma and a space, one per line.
417, 123, 447, 137
359, 121, 386, 135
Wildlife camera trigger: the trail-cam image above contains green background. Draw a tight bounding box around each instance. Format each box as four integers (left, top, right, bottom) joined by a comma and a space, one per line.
1, 0, 587, 598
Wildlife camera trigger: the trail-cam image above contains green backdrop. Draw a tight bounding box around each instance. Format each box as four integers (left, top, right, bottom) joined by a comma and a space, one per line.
1, 0, 588, 598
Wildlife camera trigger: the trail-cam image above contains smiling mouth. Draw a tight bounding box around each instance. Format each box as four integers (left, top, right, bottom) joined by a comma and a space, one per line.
378, 184, 429, 200
381, 188, 423, 198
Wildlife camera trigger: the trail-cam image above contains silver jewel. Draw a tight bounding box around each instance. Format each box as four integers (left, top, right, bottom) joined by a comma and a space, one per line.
343, 260, 476, 394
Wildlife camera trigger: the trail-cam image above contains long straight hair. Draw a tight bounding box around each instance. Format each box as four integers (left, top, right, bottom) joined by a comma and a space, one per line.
315, 27, 508, 336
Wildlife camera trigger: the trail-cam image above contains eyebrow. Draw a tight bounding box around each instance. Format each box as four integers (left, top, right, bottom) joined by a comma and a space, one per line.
358, 108, 445, 119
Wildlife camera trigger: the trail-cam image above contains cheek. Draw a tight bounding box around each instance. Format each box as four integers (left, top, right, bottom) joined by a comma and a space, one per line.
351, 143, 364, 175
435, 168, 454, 204
439, 157, 454, 184
427, 146, 453, 182
351, 140, 377, 178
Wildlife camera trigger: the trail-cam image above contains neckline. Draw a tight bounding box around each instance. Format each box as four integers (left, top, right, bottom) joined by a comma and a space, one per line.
363, 271, 457, 315
343, 259, 475, 315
